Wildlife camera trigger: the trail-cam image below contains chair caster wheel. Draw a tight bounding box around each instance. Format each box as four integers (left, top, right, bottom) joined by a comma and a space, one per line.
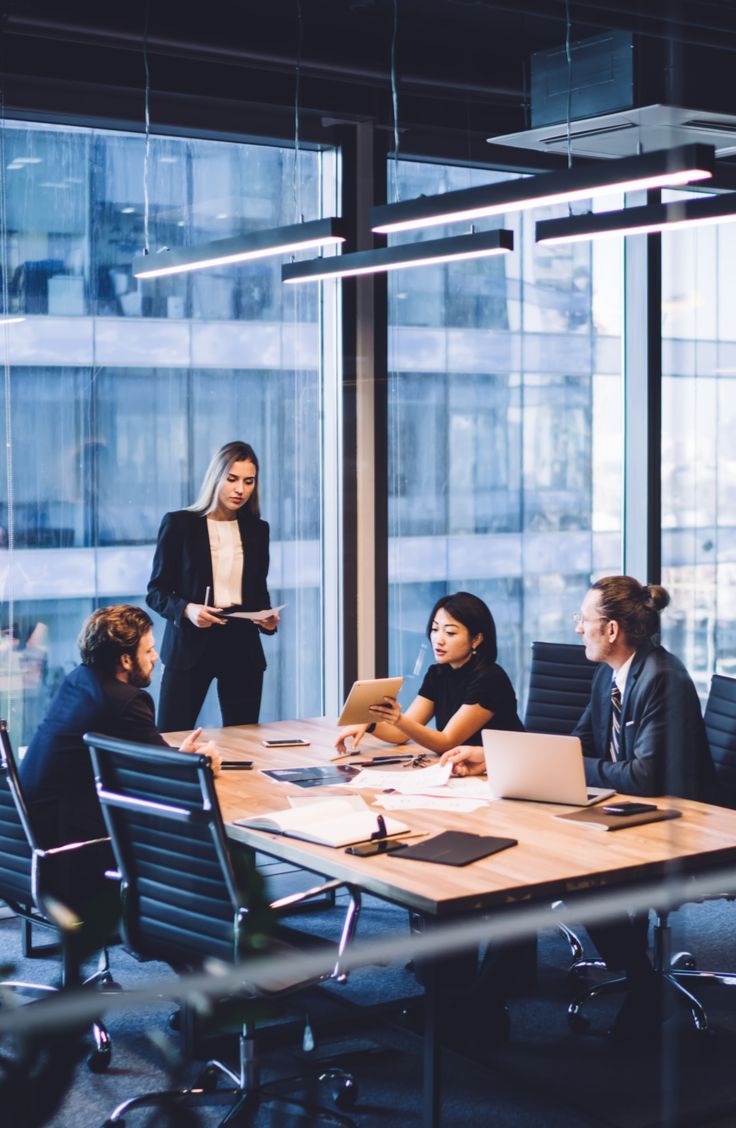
87, 1046, 112, 1073
196, 1063, 221, 1093
103, 1120, 123, 1127
103, 979, 123, 992
334, 1079, 358, 1110
568, 1010, 590, 1034
320, 1069, 358, 1110
168, 1009, 181, 1031
672, 951, 697, 971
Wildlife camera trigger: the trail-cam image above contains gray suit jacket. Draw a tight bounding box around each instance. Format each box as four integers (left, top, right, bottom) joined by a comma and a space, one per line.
572, 641, 715, 800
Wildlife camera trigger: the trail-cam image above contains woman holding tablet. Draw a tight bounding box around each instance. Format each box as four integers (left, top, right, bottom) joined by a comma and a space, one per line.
147, 440, 279, 731
334, 591, 523, 754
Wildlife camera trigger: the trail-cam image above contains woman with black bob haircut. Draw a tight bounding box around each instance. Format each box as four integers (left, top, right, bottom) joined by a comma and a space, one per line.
335, 590, 523, 755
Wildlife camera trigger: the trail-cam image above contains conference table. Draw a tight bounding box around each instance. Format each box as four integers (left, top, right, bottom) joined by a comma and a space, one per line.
177, 717, 736, 1127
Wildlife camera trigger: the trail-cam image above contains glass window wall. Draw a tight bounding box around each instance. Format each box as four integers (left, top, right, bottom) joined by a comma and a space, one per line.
661, 194, 736, 696
0, 118, 336, 745
387, 159, 624, 711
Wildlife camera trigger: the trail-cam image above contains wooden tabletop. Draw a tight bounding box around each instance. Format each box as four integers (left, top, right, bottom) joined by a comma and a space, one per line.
176, 717, 736, 918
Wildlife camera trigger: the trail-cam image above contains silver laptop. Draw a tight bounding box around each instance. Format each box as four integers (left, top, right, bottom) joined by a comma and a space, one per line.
482, 730, 615, 807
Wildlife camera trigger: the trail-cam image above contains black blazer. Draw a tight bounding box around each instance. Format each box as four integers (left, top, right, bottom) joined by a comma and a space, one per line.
572, 640, 715, 801
20, 664, 167, 846
146, 509, 273, 672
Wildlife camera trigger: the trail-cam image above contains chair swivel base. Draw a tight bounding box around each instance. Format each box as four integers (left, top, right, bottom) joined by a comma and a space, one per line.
1, 949, 117, 1072
567, 970, 709, 1035
102, 1050, 357, 1127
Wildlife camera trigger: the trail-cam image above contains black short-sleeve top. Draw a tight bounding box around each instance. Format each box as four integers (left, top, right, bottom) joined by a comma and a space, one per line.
417, 659, 524, 745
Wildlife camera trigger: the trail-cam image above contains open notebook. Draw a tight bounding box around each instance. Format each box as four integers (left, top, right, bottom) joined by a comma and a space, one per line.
234, 795, 408, 848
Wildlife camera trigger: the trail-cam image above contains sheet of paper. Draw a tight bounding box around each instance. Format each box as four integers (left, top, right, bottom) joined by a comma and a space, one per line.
288, 794, 368, 811
346, 761, 452, 794
421, 778, 494, 800
222, 604, 287, 622
372, 794, 488, 813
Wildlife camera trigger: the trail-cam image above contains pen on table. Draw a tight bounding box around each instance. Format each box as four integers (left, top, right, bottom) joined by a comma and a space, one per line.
204, 585, 211, 607
331, 751, 414, 764
349, 756, 415, 767
348, 831, 430, 848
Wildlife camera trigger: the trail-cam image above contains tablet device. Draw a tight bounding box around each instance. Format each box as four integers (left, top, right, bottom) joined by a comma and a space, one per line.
337, 676, 404, 726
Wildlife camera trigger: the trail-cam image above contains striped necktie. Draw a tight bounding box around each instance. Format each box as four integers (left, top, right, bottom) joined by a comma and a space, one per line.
610, 679, 622, 762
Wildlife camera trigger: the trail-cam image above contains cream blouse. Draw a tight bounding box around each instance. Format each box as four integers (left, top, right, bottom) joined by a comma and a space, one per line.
207, 518, 244, 608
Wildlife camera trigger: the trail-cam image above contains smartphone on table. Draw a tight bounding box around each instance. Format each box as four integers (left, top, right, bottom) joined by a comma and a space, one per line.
602, 802, 658, 815
345, 840, 408, 857
262, 739, 311, 748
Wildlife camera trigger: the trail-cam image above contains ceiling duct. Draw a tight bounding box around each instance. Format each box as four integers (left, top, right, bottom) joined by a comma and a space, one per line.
492, 30, 736, 161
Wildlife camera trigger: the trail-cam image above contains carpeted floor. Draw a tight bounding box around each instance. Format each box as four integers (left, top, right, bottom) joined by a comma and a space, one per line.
3, 867, 736, 1128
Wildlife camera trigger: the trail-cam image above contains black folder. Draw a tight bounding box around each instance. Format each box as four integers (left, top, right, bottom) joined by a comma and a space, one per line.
390, 830, 517, 866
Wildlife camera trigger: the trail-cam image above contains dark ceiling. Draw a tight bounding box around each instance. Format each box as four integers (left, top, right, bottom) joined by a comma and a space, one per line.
3, 1, 736, 165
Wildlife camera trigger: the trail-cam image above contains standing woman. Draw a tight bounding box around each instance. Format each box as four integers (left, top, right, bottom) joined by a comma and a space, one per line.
147, 441, 278, 732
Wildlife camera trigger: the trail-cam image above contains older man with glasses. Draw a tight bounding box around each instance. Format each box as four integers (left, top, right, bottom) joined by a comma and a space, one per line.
446, 575, 714, 1043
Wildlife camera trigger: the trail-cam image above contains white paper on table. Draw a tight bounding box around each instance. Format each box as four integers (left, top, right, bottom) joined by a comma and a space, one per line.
221, 604, 287, 622
372, 794, 488, 813
421, 777, 494, 800
288, 794, 368, 811
346, 761, 452, 794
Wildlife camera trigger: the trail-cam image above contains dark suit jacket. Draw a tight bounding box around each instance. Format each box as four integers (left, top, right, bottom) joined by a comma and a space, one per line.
146, 509, 273, 672
20, 664, 167, 847
572, 640, 715, 801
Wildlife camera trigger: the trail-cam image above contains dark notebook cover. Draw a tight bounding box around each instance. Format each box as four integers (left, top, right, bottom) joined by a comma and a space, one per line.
555, 807, 682, 831
390, 830, 517, 866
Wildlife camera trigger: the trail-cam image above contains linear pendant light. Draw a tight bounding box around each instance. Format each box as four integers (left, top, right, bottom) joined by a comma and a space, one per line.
281, 228, 514, 284
535, 190, 736, 245
370, 144, 716, 236
133, 218, 347, 279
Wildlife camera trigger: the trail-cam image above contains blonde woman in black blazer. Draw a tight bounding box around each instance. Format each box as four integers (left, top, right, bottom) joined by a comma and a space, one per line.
147, 441, 278, 731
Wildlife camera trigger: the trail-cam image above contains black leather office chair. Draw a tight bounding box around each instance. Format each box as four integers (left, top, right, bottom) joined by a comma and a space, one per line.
0, 720, 116, 1071
524, 641, 596, 735
704, 673, 736, 808
568, 674, 736, 1035
84, 731, 362, 1127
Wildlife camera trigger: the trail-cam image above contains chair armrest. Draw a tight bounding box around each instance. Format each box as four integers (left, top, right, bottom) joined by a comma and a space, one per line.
40, 836, 111, 858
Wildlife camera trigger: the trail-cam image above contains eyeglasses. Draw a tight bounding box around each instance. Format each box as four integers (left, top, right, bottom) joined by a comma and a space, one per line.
572, 613, 609, 628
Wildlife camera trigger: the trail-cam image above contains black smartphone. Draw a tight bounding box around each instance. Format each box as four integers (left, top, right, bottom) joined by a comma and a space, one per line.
220, 761, 254, 770
345, 839, 408, 857
262, 739, 311, 748
602, 802, 658, 815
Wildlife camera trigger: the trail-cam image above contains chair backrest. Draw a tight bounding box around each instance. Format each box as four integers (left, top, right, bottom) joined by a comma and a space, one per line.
524, 641, 596, 735
84, 732, 257, 967
0, 720, 38, 907
703, 674, 736, 809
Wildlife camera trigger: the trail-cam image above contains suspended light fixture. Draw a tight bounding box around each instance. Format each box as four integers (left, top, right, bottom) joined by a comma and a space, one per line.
133, 219, 348, 278
0, 316, 25, 325
535, 191, 736, 245
133, 0, 345, 281
282, 228, 513, 284
370, 144, 716, 235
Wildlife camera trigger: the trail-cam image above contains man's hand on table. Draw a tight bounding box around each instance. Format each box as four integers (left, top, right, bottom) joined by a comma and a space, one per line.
178, 726, 223, 775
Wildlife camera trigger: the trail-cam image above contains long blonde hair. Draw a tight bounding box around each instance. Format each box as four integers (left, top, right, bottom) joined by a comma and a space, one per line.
187, 441, 261, 518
